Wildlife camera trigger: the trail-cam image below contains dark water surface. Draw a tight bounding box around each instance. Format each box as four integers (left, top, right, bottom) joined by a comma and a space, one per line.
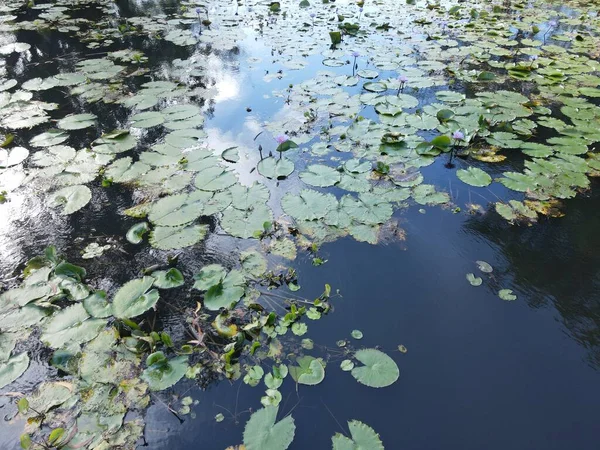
1, 0, 599, 449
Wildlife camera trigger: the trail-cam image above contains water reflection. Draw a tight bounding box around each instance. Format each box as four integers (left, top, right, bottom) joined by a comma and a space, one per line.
464, 185, 600, 368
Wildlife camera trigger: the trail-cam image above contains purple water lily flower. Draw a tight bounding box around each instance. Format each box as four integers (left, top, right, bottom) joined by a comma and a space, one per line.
452, 131, 465, 140
359, 7, 363, 12
310, 13, 316, 18
351, 51, 360, 58
275, 135, 289, 145
398, 75, 408, 83
548, 20, 557, 27
195, 7, 201, 14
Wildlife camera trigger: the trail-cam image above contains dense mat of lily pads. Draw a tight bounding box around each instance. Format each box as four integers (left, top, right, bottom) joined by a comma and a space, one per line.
1, 0, 600, 447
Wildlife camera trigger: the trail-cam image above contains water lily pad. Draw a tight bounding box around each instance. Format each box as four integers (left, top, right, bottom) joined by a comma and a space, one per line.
152, 268, 184, 289
112, 277, 160, 319
57, 113, 97, 130
340, 360, 354, 371
357, 69, 379, 79
48, 185, 92, 215
243, 406, 295, 450
299, 164, 341, 187
498, 289, 517, 301
257, 157, 295, 179
29, 129, 68, 147
141, 352, 188, 391
289, 356, 325, 385
203, 270, 245, 310
126, 222, 150, 244
130, 111, 165, 128
351, 348, 399, 388
282, 189, 337, 221
0, 147, 28, 168
41, 303, 105, 348
466, 273, 482, 286
221, 204, 273, 239
193, 264, 227, 291
476, 260, 493, 273
456, 167, 492, 187
0, 352, 29, 389
149, 224, 209, 250
332, 420, 384, 450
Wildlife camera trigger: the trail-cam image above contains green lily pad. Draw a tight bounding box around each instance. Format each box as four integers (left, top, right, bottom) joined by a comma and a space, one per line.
0, 352, 29, 389
243, 406, 296, 450
112, 277, 160, 319
332, 420, 384, 450
149, 224, 209, 250
48, 185, 92, 215
257, 157, 295, 179
351, 348, 399, 388
141, 352, 188, 391
289, 356, 325, 385
299, 164, 341, 187
466, 273, 482, 286
152, 268, 184, 289
498, 289, 517, 301
456, 167, 492, 187
57, 113, 97, 130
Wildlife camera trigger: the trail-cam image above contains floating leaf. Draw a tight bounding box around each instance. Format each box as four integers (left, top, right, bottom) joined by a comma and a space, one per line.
149, 224, 209, 250
57, 113, 97, 130
141, 352, 188, 391
498, 289, 517, 301
476, 261, 493, 273
351, 329, 363, 340
41, 303, 105, 348
48, 185, 92, 215
332, 420, 384, 450
112, 277, 160, 319
289, 356, 325, 385
193, 265, 227, 291
0, 147, 28, 168
340, 360, 354, 371
152, 268, 184, 289
204, 270, 245, 311
243, 406, 296, 450
257, 157, 295, 179
130, 111, 165, 128
351, 348, 399, 388
126, 222, 150, 244
299, 164, 341, 187
466, 273, 482, 286
456, 167, 492, 187
0, 352, 29, 389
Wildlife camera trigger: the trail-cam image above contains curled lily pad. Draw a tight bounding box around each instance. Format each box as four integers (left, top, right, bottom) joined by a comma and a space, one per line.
466, 273, 482, 286
126, 222, 150, 244
243, 406, 296, 450
351, 348, 399, 388
289, 356, 325, 385
112, 277, 160, 319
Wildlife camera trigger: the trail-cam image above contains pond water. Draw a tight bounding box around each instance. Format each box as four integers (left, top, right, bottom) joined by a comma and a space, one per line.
1, 0, 600, 449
